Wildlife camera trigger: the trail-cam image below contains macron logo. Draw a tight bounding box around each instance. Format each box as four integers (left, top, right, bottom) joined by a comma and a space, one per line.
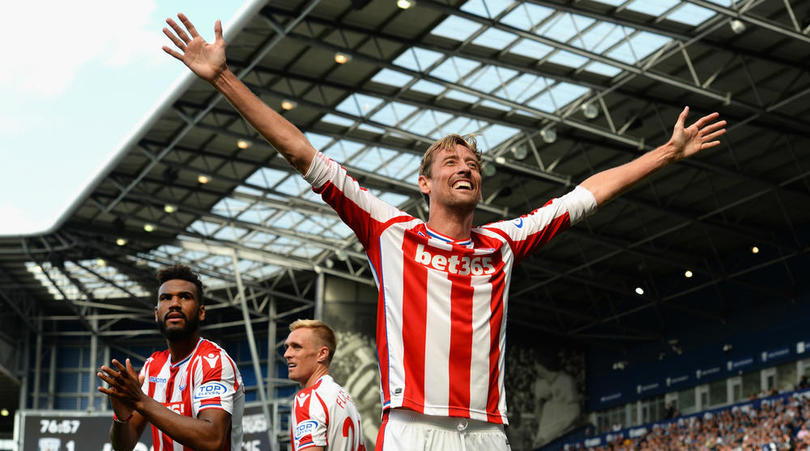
414, 244, 496, 276
203, 353, 220, 368
297, 393, 310, 407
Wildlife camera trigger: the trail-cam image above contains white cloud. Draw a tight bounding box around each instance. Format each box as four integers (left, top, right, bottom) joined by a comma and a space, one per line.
2, 0, 159, 98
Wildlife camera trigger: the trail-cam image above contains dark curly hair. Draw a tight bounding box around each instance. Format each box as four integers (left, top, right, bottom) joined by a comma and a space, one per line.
156, 264, 204, 305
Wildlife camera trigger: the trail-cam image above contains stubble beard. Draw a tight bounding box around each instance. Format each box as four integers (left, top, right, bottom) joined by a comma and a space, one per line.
158, 313, 200, 342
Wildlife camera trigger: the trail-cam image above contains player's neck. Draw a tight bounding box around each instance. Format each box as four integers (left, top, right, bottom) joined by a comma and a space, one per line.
167, 332, 201, 363
426, 206, 474, 240
302, 366, 329, 389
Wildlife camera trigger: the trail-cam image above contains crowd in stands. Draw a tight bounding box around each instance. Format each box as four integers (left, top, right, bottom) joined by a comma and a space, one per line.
578, 388, 810, 450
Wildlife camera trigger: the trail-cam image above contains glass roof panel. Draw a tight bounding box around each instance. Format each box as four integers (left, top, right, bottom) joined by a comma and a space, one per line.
305, 132, 332, 150
430, 57, 481, 84
336, 93, 385, 118
25, 260, 150, 301
466, 65, 518, 94
472, 28, 519, 50
323, 139, 365, 163
666, 3, 716, 25
320, 113, 356, 128
274, 174, 313, 197
430, 15, 480, 41
507, 39, 554, 60
213, 226, 251, 241
549, 82, 590, 107
581, 22, 623, 53
331, 221, 355, 239
370, 102, 419, 127
538, 13, 580, 42
376, 191, 411, 208
502, 73, 547, 103
480, 99, 510, 111
370, 68, 414, 87
480, 124, 521, 150
461, 0, 514, 18
393, 47, 443, 72
626, 0, 680, 16
245, 167, 289, 190
547, 50, 590, 68
411, 80, 445, 95
501, 3, 555, 30
444, 90, 481, 104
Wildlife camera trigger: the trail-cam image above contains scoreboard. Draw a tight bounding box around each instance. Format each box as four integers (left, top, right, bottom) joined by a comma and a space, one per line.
17, 406, 272, 451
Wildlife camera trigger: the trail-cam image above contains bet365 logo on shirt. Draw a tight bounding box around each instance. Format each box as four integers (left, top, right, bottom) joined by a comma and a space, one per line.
414, 244, 496, 276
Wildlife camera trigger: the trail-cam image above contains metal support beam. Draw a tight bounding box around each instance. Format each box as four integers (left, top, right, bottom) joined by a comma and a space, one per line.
687, 0, 810, 44
102, 0, 324, 214
231, 251, 274, 447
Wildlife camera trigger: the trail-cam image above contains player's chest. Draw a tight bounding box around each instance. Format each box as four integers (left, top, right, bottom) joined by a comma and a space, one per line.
147, 364, 193, 411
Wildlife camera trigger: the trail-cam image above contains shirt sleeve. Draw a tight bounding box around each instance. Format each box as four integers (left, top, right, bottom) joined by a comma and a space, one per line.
304, 151, 409, 248
191, 350, 242, 416
292, 395, 328, 449
483, 185, 597, 262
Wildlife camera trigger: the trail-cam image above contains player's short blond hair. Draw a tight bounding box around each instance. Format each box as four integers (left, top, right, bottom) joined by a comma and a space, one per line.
289, 319, 337, 364
418, 133, 482, 179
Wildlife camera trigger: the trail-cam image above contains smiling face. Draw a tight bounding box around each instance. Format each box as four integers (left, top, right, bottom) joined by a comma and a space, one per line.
419, 143, 483, 213
155, 279, 204, 342
284, 327, 329, 387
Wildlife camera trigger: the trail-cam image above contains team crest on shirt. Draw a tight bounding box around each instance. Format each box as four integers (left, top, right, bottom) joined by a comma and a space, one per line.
194, 381, 228, 399
513, 217, 524, 228
294, 420, 318, 439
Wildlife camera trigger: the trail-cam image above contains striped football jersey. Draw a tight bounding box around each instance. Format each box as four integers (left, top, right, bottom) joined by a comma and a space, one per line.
304, 152, 596, 424
139, 338, 244, 450
290, 375, 366, 451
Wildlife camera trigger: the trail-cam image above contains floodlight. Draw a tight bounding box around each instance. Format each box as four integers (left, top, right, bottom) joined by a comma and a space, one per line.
334, 52, 351, 64
582, 102, 599, 119
730, 19, 746, 34
541, 128, 557, 144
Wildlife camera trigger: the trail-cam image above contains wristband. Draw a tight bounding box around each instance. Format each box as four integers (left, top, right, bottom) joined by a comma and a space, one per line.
113, 412, 134, 424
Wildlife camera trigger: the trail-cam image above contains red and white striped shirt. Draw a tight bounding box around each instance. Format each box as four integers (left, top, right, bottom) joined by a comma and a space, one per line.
290, 375, 365, 451
305, 152, 596, 424
139, 338, 244, 450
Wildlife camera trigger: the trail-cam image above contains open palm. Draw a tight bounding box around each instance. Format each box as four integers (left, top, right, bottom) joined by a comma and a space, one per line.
669, 106, 727, 161
162, 14, 227, 83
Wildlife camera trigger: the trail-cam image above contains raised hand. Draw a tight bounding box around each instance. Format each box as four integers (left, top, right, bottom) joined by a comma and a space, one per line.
668, 106, 727, 161
162, 13, 227, 83
98, 359, 145, 411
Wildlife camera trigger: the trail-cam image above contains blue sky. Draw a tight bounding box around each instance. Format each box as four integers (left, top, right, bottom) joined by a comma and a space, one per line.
0, 1, 250, 235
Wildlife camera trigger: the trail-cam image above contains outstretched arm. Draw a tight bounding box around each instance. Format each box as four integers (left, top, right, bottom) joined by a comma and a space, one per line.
162, 13, 316, 174
580, 106, 726, 206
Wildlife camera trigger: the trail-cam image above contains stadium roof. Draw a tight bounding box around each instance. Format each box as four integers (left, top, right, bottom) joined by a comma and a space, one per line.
1, 0, 809, 350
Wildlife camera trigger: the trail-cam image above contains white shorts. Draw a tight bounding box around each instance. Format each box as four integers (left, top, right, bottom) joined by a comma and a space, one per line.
377, 409, 511, 451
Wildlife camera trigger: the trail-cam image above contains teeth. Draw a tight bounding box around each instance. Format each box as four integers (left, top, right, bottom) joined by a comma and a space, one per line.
454, 181, 472, 190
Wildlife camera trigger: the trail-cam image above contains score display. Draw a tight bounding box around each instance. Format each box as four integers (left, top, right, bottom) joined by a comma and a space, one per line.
19, 406, 270, 451
20, 412, 152, 451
